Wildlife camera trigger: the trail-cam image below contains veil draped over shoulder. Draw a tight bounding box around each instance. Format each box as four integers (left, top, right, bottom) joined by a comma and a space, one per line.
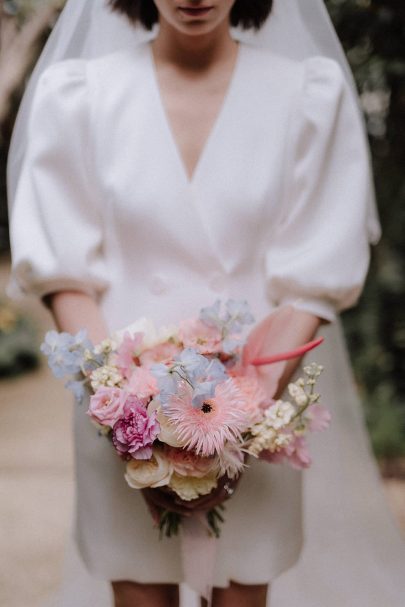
8, 0, 381, 242
7, 2, 405, 606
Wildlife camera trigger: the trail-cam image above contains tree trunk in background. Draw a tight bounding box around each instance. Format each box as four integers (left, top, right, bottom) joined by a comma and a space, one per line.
0, 0, 61, 251
0, 1, 60, 130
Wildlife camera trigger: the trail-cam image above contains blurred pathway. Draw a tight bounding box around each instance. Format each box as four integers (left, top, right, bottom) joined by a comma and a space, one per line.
0, 257, 74, 607
0, 256, 404, 607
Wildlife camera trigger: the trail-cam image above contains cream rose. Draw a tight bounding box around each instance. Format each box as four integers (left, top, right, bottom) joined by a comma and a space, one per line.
147, 400, 187, 448
125, 450, 173, 489
169, 472, 218, 501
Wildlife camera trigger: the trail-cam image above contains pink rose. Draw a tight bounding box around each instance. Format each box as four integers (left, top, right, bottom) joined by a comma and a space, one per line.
112, 396, 160, 460
87, 387, 127, 427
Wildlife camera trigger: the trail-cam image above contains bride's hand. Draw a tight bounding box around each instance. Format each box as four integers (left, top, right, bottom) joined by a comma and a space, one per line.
243, 306, 321, 399
141, 474, 241, 520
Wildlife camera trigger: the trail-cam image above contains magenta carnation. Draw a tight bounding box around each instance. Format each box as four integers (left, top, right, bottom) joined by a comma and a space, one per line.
112, 396, 160, 460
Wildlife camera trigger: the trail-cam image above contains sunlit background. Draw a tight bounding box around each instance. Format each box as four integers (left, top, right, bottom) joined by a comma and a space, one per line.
0, 1, 404, 606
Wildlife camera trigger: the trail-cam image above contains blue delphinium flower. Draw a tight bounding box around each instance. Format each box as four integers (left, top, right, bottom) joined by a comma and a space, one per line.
65, 379, 87, 404
204, 357, 228, 384
191, 381, 217, 408
188, 357, 228, 407
176, 350, 227, 408
151, 347, 228, 409
150, 363, 178, 405
199, 299, 255, 355
176, 348, 211, 383
222, 336, 242, 354
199, 299, 222, 329
40, 330, 63, 357
40, 329, 94, 379
224, 299, 255, 333
72, 328, 93, 351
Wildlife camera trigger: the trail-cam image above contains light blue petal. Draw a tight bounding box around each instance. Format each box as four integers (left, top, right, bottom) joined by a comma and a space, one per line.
65, 379, 86, 403
199, 299, 223, 329
205, 358, 227, 382
191, 381, 216, 408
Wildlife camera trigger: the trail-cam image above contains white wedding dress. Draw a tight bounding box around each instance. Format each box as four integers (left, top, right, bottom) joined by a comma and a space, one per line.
8, 40, 405, 605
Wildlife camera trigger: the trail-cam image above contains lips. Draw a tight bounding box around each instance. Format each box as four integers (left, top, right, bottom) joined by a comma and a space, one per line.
178, 5, 214, 18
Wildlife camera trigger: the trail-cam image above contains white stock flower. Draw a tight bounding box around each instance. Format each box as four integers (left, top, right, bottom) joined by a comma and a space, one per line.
303, 363, 324, 378
93, 337, 119, 356
288, 383, 309, 407
247, 426, 277, 456
264, 400, 296, 429
247, 425, 292, 457
169, 472, 218, 501
246, 399, 297, 457
90, 365, 122, 390
125, 450, 173, 489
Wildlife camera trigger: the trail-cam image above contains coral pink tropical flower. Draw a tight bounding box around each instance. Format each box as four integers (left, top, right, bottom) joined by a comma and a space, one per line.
178, 318, 223, 354
164, 380, 249, 457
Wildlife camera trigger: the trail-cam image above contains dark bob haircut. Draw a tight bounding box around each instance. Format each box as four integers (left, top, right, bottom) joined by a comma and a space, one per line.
109, 0, 273, 31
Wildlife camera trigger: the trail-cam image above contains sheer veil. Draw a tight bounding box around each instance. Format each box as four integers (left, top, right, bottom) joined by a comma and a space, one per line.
8, 2, 405, 606
8, 0, 380, 242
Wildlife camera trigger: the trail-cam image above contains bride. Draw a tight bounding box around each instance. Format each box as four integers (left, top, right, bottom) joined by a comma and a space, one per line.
7, 1, 405, 606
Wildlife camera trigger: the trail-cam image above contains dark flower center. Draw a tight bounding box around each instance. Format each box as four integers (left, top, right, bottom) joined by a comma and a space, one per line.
201, 402, 213, 413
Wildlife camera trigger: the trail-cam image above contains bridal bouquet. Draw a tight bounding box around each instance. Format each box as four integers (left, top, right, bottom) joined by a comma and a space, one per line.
41, 300, 329, 537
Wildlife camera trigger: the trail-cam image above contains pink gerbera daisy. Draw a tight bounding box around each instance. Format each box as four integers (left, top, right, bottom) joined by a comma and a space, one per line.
165, 380, 249, 457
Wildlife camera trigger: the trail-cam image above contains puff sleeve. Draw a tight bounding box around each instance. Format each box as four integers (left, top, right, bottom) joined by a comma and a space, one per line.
7, 60, 109, 302
265, 57, 372, 322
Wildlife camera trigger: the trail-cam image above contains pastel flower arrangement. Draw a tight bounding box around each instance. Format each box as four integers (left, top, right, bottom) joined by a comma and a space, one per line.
41, 300, 329, 537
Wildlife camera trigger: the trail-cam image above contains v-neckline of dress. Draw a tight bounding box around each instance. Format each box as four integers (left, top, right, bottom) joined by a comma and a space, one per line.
146, 40, 244, 186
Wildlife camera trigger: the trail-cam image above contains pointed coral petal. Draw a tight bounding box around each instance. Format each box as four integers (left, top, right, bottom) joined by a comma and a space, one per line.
250, 338, 324, 367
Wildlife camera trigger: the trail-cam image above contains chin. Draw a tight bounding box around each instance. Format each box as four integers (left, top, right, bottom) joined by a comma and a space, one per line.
177, 23, 220, 36
174, 17, 228, 37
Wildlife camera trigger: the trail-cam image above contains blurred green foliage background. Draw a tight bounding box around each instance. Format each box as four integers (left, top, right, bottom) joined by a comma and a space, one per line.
0, 0, 404, 458
325, 0, 405, 458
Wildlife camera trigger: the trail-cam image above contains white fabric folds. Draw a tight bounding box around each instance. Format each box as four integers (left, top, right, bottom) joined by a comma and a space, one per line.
7, 1, 405, 606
